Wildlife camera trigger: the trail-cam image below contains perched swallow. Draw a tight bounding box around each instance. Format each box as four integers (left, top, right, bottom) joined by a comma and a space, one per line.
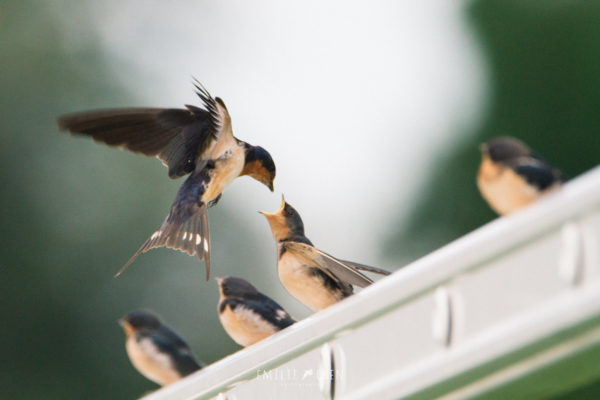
260, 197, 391, 312
216, 276, 295, 347
477, 136, 565, 216
119, 310, 202, 386
58, 80, 276, 279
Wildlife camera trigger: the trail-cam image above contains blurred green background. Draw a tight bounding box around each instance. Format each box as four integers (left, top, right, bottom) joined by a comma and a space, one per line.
385, 0, 600, 264
2, 1, 598, 399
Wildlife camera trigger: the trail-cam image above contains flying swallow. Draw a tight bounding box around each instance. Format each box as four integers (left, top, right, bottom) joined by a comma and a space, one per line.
216, 276, 295, 347
477, 136, 565, 216
58, 80, 276, 279
260, 197, 391, 312
119, 310, 202, 386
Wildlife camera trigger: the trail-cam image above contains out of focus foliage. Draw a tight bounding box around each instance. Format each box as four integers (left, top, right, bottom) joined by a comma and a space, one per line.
386, 0, 600, 264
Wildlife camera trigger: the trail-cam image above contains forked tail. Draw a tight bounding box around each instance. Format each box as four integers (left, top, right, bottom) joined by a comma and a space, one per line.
115, 202, 211, 279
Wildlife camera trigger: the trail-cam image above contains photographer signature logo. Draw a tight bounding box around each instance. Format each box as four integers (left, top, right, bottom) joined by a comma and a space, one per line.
256, 367, 338, 388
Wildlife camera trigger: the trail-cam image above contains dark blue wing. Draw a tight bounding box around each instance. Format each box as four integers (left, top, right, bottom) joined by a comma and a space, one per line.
57, 81, 221, 179
57, 107, 217, 179
248, 293, 296, 330
510, 156, 564, 191
223, 295, 295, 331
146, 326, 202, 377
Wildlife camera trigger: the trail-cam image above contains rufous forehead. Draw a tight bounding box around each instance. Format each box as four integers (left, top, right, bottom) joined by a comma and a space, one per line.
479, 155, 502, 181
120, 321, 136, 336
243, 160, 268, 177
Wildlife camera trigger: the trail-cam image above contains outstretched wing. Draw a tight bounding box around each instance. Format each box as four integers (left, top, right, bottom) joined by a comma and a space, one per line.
283, 241, 375, 288
57, 80, 225, 179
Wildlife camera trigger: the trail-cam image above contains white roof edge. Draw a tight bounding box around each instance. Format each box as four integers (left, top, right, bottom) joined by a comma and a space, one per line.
145, 166, 600, 400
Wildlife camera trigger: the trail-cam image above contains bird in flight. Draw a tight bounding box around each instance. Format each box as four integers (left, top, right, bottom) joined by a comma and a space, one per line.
58, 80, 276, 279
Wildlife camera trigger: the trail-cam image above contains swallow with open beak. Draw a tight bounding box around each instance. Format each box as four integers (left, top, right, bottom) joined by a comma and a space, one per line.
216, 276, 296, 347
477, 136, 565, 216
119, 310, 202, 386
58, 80, 276, 279
260, 197, 391, 312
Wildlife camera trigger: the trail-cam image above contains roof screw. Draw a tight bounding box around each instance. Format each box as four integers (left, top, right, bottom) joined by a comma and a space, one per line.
432, 286, 453, 347
558, 222, 585, 286
319, 343, 336, 399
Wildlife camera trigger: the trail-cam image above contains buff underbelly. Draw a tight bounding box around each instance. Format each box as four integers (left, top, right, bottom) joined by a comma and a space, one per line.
219, 306, 277, 346
278, 253, 343, 312
126, 337, 180, 385
203, 148, 244, 202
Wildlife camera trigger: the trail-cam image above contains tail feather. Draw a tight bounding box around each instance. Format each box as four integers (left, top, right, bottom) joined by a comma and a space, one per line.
115, 204, 211, 279
337, 259, 391, 276
201, 210, 210, 278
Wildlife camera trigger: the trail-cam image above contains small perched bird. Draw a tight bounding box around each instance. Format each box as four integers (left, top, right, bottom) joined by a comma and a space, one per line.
57, 80, 276, 279
260, 197, 391, 312
119, 310, 202, 386
216, 276, 295, 347
477, 136, 565, 216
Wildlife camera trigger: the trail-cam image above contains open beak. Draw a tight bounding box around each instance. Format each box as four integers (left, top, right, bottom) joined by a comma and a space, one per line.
258, 194, 286, 218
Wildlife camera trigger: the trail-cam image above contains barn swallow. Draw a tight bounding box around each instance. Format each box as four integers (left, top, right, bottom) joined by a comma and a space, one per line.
260, 197, 391, 312
119, 310, 202, 386
477, 136, 565, 216
57, 80, 276, 279
216, 276, 296, 347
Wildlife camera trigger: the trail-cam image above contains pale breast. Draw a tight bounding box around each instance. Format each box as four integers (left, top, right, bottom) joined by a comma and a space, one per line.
203, 144, 245, 202
477, 161, 544, 215
278, 251, 343, 312
126, 337, 181, 386
219, 305, 277, 347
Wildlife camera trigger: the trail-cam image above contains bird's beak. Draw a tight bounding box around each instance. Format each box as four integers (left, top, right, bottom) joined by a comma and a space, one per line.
215, 277, 224, 286
259, 194, 286, 218
117, 318, 133, 336
118, 318, 133, 336
280, 194, 286, 209
479, 143, 488, 153
259, 211, 278, 224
